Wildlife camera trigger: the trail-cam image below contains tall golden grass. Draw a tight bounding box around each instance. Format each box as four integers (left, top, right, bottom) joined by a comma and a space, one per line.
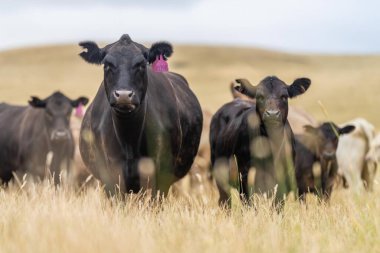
0, 178, 379, 253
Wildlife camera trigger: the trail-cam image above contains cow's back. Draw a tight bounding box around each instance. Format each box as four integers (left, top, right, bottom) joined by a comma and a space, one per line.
288, 106, 317, 135
210, 99, 256, 164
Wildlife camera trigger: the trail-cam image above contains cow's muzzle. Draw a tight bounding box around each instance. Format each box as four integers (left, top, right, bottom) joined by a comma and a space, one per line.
111, 89, 138, 112
263, 110, 282, 124
51, 130, 70, 141
322, 151, 336, 160
263, 110, 281, 118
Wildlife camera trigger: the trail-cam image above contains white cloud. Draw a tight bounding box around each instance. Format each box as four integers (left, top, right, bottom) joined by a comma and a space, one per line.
0, 0, 379, 53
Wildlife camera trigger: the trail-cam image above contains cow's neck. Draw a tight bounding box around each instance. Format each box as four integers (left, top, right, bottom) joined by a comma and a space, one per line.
262, 122, 287, 144
48, 141, 73, 185
262, 122, 293, 164
262, 121, 295, 195
111, 98, 147, 157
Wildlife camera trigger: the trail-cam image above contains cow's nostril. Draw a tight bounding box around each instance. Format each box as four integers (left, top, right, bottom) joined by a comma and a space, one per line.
57, 131, 67, 137
113, 90, 135, 104
265, 110, 280, 117
51, 130, 69, 141
323, 151, 335, 158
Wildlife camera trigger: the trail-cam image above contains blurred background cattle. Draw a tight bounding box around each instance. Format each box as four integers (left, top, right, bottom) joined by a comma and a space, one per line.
0, 92, 88, 185
337, 118, 378, 191
295, 122, 355, 200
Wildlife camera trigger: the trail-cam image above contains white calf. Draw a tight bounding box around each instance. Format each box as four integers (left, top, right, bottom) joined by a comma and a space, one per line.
336, 118, 376, 191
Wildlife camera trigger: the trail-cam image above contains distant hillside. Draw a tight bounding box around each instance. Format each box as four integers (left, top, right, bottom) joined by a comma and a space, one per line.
0, 44, 380, 127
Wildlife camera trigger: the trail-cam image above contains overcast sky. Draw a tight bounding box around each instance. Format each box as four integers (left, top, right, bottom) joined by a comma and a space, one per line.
1, 0, 379, 53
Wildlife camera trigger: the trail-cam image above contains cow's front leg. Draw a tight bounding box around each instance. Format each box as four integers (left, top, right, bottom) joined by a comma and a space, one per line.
123, 159, 141, 193
321, 160, 337, 201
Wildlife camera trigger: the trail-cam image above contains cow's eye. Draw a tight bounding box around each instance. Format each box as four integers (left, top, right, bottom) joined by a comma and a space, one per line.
281, 95, 288, 101
134, 61, 146, 73
138, 64, 146, 72
45, 112, 53, 120
104, 62, 116, 72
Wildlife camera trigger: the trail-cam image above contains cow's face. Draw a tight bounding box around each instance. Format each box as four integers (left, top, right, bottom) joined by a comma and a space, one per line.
305, 123, 355, 162
235, 76, 311, 127
29, 92, 89, 143
79, 34, 173, 114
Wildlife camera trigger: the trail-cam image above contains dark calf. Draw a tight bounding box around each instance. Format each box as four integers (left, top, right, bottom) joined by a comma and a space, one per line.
295, 122, 355, 201
210, 76, 311, 206
0, 92, 89, 185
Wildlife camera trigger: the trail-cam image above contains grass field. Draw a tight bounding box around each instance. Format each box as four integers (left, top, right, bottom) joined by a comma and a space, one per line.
1, 44, 380, 125
0, 44, 379, 253
0, 182, 379, 253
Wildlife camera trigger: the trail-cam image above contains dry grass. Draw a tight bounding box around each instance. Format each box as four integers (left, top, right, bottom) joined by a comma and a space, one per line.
0, 44, 380, 252
0, 180, 379, 253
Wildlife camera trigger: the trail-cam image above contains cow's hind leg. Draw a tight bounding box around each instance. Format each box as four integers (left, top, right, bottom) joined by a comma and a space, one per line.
213, 157, 232, 207
361, 162, 377, 191
235, 157, 250, 204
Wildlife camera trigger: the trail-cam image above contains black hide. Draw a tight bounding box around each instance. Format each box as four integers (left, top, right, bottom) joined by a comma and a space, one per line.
78, 34, 202, 195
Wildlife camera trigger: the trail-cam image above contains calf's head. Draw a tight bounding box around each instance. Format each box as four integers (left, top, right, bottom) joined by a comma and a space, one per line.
235, 76, 310, 126
29, 91, 89, 143
304, 122, 355, 161
79, 34, 173, 113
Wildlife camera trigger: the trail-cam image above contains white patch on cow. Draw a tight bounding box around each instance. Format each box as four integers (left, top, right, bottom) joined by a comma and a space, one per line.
45, 151, 53, 176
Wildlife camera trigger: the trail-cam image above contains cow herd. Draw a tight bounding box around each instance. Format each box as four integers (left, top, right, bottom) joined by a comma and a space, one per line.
0, 34, 378, 207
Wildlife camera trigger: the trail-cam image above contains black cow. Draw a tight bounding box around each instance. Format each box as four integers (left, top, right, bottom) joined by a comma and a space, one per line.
210, 76, 311, 205
295, 122, 355, 201
0, 92, 89, 185
78, 34, 202, 195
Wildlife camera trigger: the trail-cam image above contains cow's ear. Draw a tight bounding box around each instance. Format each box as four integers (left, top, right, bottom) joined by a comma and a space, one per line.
339, 125, 355, 135
235, 79, 256, 98
304, 125, 318, 135
79, 41, 105, 65
287, 78, 311, 98
71, 96, 89, 107
147, 41, 173, 64
29, 96, 46, 108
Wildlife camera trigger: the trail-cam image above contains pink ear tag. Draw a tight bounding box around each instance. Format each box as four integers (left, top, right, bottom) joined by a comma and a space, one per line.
75, 103, 84, 118
152, 54, 169, 73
